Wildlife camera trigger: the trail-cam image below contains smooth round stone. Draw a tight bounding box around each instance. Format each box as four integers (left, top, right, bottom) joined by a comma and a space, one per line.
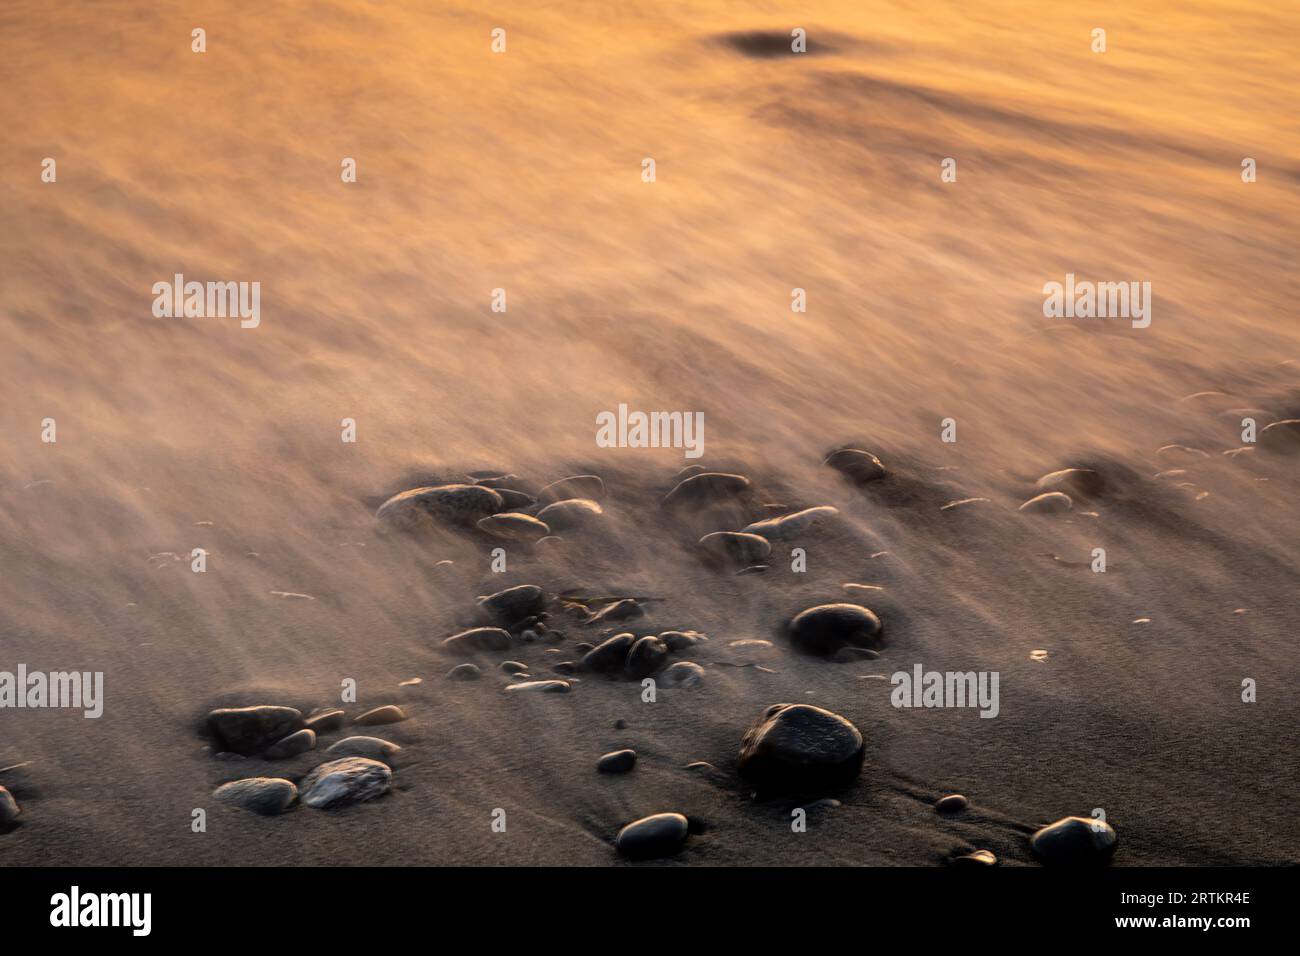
662, 473, 752, 510
615, 812, 689, 859
1035, 467, 1106, 500
831, 645, 880, 663
504, 680, 571, 694
327, 736, 401, 760
303, 708, 346, 733
300, 757, 392, 809
1259, 419, 1300, 454
935, 793, 969, 813
598, 749, 637, 773
625, 636, 669, 679
353, 705, 406, 726
1018, 491, 1073, 514
214, 777, 298, 815
582, 633, 637, 673
539, 475, 605, 504
742, 506, 839, 541
1030, 816, 1119, 865
375, 484, 504, 531
658, 630, 707, 651
264, 728, 317, 760
787, 603, 883, 656
698, 531, 771, 566
443, 627, 513, 655
0, 786, 20, 827
499, 660, 529, 674
446, 662, 482, 681
660, 661, 705, 687
536, 498, 604, 532
207, 705, 305, 756
738, 703, 865, 793
824, 448, 886, 483
478, 585, 545, 625
951, 849, 997, 867
476, 513, 551, 543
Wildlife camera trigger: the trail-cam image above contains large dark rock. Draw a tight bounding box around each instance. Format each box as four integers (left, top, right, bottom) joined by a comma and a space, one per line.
824, 448, 885, 483
738, 703, 865, 793
207, 705, 305, 755
624, 636, 669, 679
375, 484, 503, 531
478, 585, 545, 625
1030, 816, 1118, 865
615, 812, 689, 859
582, 633, 636, 673
662, 472, 752, 510
787, 603, 883, 656
443, 627, 513, 655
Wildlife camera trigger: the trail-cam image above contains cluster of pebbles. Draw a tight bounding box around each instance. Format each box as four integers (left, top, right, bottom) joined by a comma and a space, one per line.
207, 703, 406, 815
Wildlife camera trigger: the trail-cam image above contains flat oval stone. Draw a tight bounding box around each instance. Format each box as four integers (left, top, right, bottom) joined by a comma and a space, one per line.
476, 513, 551, 543
536, 498, 604, 531
303, 708, 346, 733
935, 793, 969, 813
951, 849, 997, 867
327, 736, 401, 760
624, 636, 669, 679
615, 812, 689, 859
443, 627, 513, 655
446, 662, 482, 681
539, 475, 605, 503
1018, 491, 1073, 514
738, 703, 865, 793
504, 680, 571, 694
658, 630, 707, 651
742, 506, 839, 541
698, 531, 771, 566
213, 777, 298, 815
375, 484, 503, 531
582, 633, 637, 673
207, 705, 305, 756
478, 585, 545, 625
662, 473, 751, 510
264, 728, 317, 760
1259, 419, 1300, 454
824, 448, 886, 483
598, 749, 637, 773
353, 705, 406, 726
660, 661, 705, 687
1030, 816, 1118, 865
787, 603, 883, 656
300, 757, 392, 809
499, 660, 529, 674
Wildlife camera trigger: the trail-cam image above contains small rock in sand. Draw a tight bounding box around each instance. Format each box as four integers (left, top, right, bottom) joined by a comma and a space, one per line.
500, 660, 529, 674
208, 705, 305, 755
213, 777, 297, 815
659, 630, 707, 650
951, 849, 997, 867
742, 506, 839, 541
1030, 816, 1118, 865
824, 448, 886, 483
598, 749, 637, 773
583, 633, 637, 673
662, 472, 752, 510
660, 661, 705, 687
264, 728, 317, 760
738, 703, 865, 793
504, 680, 571, 694
446, 663, 482, 681
1259, 419, 1300, 454
444, 627, 513, 655
1035, 467, 1106, 500
935, 794, 969, 813
698, 531, 772, 566
616, 812, 690, 859
375, 484, 504, 531
0, 786, 21, 827
476, 513, 551, 543
328, 736, 401, 760
625, 636, 670, 678
587, 598, 644, 624
552, 661, 578, 675
303, 708, 346, 733
1018, 491, 1073, 514
787, 604, 883, 656
539, 475, 605, 503
300, 757, 392, 809
353, 705, 406, 726
478, 584, 546, 625
536, 498, 604, 532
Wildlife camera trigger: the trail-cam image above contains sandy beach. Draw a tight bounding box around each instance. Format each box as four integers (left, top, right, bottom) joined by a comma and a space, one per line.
1, 0, 1297, 867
